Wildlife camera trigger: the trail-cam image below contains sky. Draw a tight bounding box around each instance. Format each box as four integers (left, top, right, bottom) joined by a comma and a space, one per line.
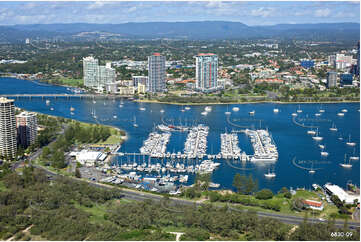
0, 1, 359, 26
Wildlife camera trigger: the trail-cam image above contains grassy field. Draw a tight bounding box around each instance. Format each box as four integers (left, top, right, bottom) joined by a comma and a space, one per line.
96, 134, 122, 145
57, 78, 83, 87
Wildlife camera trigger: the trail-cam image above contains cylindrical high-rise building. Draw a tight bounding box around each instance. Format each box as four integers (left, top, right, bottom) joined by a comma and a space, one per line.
195, 53, 218, 92
16, 111, 38, 148
0, 97, 17, 158
148, 53, 166, 93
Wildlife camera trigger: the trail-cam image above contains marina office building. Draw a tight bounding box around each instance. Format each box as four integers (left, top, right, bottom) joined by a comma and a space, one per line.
0, 97, 17, 158
195, 53, 219, 92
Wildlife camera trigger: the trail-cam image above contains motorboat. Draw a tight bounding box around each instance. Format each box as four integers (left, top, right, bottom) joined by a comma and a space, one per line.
232, 107, 239, 112
139, 107, 146, 111
160, 109, 165, 113
315, 113, 321, 117
273, 108, 279, 113
337, 113, 344, 117
341, 109, 348, 113
292, 113, 297, 117
249, 110, 255, 115
201, 111, 208, 116
205, 106, 212, 112
185, 107, 191, 110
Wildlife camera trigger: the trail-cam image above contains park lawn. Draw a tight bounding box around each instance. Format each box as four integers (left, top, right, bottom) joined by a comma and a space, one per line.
96, 134, 122, 145
58, 78, 83, 87
293, 190, 320, 201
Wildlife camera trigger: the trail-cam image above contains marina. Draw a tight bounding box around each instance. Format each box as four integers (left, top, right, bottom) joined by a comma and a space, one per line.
2, 77, 359, 193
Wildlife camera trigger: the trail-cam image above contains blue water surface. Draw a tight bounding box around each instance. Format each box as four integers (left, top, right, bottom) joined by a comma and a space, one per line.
1, 77, 360, 192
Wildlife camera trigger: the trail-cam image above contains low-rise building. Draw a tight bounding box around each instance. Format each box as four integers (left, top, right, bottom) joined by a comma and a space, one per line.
324, 184, 360, 204
303, 199, 324, 211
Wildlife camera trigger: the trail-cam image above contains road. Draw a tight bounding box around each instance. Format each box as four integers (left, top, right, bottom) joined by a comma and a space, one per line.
33, 163, 360, 230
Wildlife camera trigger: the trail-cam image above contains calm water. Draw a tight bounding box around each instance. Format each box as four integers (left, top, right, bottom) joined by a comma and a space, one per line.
1, 77, 360, 192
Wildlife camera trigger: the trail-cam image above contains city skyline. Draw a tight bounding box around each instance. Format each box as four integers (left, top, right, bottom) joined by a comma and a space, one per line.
0, 1, 359, 26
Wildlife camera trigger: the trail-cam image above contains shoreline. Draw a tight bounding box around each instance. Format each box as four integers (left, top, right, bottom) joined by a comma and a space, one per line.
136, 99, 360, 105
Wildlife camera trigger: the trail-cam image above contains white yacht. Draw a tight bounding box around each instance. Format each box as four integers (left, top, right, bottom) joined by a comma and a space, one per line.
309, 169, 316, 174
349, 149, 359, 160
307, 130, 316, 135
320, 146, 329, 156
160, 109, 165, 113
139, 107, 146, 111
329, 123, 337, 132
232, 107, 239, 112
292, 113, 297, 117
185, 106, 191, 110
205, 106, 212, 112
312, 128, 323, 141
249, 110, 255, 115
315, 113, 321, 117
264, 168, 276, 178
341, 109, 348, 113
337, 112, 344, 117
50, 107, 54, 111
340, 154, 352, 168
318, 144, 325, 149
346, 135, 356, 146
273, 108, 279, 113
46, 100, 50, 105
201, 111, 208, 116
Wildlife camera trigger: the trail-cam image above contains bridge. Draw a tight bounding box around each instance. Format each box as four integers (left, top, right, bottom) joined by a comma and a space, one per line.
0, 93, 133, 100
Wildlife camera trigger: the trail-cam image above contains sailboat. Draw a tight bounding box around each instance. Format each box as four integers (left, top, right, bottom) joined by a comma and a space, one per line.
70, 106, 75, 112
133, 116, 138, 127
160, 109, 165, 113
346, 135, 356, 146
264, 167, 276, 178
307, 128, 316, 135
320, 145, 329, 157
312, 128, 323, 141
297, 105, 302, 113
249, 110, 255, 115
349, 148, 359, 160
225, 105, 231, 115
337, 112, 344, 117
309, 161, 316, 173
329, 123, 337, 132
319, 105, 325, 113
340, 154, 352, 168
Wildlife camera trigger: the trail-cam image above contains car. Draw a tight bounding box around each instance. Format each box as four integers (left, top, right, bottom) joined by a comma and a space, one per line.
318, 218, 325, 222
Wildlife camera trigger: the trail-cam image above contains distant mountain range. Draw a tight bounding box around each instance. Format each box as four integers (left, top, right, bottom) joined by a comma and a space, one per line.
0, 21, 359, 42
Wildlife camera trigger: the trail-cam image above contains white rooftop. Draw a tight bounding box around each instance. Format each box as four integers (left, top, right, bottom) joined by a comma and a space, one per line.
325, 184, 360, 204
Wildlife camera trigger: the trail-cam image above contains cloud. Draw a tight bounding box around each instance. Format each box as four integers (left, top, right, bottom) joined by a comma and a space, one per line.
127, 6, 137, 13
250, 7, 275, 17
314, 8, 331, 17
87, 1, 105, 10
